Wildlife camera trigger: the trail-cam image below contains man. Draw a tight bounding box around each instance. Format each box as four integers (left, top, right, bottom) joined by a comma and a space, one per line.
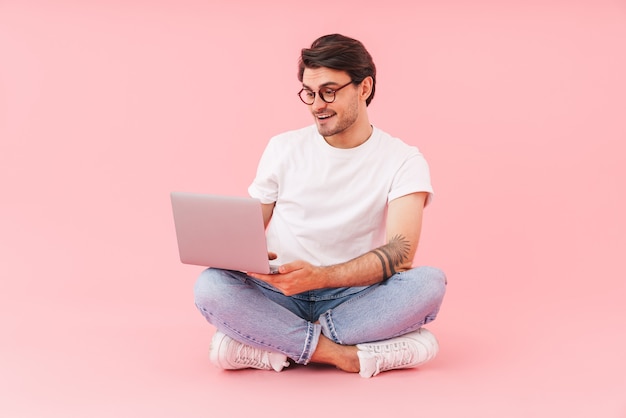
194, 34, 446, 378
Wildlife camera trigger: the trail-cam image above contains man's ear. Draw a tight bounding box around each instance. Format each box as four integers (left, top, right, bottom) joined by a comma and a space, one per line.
360, 76, 373, 102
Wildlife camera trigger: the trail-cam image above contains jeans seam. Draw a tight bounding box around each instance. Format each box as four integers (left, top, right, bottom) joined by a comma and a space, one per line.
321, 310, 341, 344
298, 322, 321, 365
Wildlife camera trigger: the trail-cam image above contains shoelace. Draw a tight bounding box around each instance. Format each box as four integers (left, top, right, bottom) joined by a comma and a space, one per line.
369, 341, 415, 372
234, 344, 272, 369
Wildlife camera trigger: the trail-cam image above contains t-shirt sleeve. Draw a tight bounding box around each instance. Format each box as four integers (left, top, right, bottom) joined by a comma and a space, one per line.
388, 150, 434, 206
248, 137, 280, 204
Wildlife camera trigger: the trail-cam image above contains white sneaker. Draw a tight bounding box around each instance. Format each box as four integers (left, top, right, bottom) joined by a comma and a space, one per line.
356, 328, 439, 378
209, 331, 290, 372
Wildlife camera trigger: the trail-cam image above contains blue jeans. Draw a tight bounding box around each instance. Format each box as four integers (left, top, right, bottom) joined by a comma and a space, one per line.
194, 266, 446, 365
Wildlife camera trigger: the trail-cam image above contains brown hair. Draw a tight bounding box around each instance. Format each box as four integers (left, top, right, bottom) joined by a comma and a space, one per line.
298, 34, 377, 106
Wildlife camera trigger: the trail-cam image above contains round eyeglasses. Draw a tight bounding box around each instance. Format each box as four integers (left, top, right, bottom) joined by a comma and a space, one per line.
297, 81, 353, 105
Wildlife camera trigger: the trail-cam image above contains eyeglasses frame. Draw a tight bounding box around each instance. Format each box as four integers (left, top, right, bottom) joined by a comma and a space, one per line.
297, 81, 354, 105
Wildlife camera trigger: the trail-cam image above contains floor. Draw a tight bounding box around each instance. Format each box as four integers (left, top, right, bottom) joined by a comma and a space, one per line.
3, 279, 625, 417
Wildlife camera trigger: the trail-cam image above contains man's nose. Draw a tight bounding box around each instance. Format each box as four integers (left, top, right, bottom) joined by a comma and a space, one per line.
311, 93, 327, 112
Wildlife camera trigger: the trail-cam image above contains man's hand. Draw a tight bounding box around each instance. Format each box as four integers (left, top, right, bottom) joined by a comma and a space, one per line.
249, 260, 326, 296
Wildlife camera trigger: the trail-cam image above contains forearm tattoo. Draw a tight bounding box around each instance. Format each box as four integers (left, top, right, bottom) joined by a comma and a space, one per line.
369, 234, 411, 279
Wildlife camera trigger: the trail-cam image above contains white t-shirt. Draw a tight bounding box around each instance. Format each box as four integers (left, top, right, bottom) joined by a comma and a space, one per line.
248, 125, 433, 267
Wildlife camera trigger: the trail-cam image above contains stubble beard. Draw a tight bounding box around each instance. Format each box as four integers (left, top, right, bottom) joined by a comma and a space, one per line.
315, 100, 359, 139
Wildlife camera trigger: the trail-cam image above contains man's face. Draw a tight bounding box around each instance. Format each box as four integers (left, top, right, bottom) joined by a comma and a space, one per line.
301, 67, 360, 139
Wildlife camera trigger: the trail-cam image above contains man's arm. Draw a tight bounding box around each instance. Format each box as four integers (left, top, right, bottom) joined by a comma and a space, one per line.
261, 202, 275, 228
322, 191, 426, 286
250, 192, 428, 296
261, 202, 277, 260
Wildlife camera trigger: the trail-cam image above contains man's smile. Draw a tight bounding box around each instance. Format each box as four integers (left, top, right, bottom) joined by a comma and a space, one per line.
316, 112, 335, 120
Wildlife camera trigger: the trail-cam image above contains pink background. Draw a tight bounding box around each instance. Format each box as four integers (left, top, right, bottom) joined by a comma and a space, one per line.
2, 0, 625, 417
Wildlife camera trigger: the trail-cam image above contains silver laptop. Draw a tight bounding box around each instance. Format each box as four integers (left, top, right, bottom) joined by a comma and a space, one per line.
170, 192, 278, 274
